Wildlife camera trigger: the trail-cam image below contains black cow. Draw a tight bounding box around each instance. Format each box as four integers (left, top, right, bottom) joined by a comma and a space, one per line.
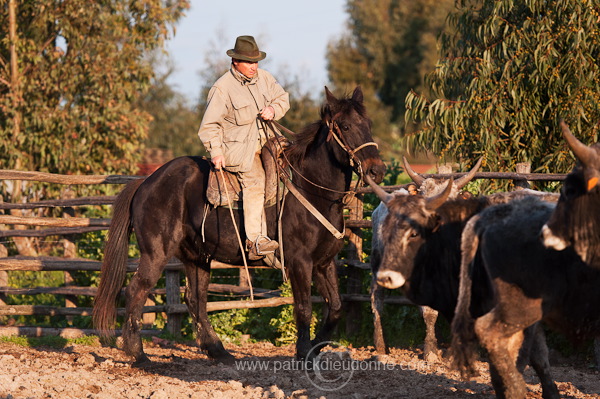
370, 157, 482, 358
366, 176, 560, 398
451, 120, 600, 399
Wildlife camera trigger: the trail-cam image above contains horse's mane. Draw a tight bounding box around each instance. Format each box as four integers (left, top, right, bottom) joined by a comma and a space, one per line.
284, 93, 367, 166
284, 121, 322, 166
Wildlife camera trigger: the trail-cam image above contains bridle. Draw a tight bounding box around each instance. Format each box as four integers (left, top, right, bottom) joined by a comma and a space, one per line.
263, 118, 379, 240
325, 119, 379, 179
268, 118, 378, 195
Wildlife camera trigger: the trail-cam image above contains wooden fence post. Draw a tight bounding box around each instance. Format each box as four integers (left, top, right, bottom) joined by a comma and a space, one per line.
514, 162, 531, 190
0, 244, 7, 307
344, 194, 364, 338
165, 269, 183, 336
239, 268, 252, 290
438, 164, 453, 174
62, 188, 77, 325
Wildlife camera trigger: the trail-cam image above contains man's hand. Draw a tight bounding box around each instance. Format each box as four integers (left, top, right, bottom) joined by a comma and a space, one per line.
259, 106, 275, 121
212, 155, 225, 170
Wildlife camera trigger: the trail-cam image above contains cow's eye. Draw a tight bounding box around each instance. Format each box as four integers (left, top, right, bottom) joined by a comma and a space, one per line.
409, 231, 419, 238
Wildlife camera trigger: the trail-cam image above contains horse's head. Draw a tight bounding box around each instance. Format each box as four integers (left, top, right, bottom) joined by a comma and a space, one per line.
322, 86, 386, 184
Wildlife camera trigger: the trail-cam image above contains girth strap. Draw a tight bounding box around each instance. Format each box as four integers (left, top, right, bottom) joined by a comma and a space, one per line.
283, 179, 345, 240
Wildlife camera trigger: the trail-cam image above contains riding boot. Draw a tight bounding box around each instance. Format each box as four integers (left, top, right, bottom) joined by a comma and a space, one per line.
247, 236, 279, 260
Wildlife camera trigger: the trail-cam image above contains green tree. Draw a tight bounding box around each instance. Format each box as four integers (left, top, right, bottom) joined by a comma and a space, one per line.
327, 0, 455, 159
0, 1, 188, 256
276, 71, 320, 137
0, 0, 189, 175
137, 51, 204, 158
405, 0, 600, 181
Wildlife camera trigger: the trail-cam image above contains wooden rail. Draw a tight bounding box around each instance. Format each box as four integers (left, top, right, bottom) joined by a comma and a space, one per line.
0, 166, 565, 338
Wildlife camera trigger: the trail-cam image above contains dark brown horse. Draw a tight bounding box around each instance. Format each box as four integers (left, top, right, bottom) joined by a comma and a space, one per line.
93, 86, 386, 366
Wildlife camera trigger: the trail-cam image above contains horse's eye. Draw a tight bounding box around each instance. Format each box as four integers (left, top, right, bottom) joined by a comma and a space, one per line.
342, 124, 350, 131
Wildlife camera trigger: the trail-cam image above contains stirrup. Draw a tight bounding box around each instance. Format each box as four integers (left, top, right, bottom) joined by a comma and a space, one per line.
247, 236, 279, 260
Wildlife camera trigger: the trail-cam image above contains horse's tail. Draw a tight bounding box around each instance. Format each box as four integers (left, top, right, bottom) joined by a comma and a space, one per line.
93, 178, 144, 337
450, 215, 481, 379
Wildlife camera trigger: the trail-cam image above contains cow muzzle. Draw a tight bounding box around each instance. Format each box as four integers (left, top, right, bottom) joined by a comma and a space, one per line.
376, 270, 406, 289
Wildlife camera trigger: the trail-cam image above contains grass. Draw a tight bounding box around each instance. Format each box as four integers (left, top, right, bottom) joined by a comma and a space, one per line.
0, 331, 200, 350
0, 334, 101, 349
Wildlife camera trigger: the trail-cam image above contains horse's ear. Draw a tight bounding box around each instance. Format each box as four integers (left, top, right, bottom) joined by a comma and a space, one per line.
352, 86, 364, 103
325, 86, 337, 104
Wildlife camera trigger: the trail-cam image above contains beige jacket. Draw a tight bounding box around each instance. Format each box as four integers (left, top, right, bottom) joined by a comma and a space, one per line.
198, 67, 290, 172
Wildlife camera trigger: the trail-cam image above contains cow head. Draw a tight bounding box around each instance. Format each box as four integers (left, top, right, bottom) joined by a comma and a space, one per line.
541, 120, 600, 263
367, 177, 454, 289
403, 156, 482, 198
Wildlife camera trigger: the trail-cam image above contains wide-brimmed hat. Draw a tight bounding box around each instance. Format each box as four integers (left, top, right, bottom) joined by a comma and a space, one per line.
226, 35, 266, 62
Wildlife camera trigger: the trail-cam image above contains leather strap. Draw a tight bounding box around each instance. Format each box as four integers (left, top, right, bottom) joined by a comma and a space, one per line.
283, 178, 345, 240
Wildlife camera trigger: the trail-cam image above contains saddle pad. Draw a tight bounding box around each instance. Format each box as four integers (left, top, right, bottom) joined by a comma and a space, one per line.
207, 169, 241, 207
206, 137, 289, 209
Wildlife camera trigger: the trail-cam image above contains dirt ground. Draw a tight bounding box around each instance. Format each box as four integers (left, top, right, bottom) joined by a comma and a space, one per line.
0, 339, 599, 399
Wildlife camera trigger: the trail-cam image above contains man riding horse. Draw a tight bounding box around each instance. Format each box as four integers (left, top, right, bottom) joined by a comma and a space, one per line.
197, 35, 290, 261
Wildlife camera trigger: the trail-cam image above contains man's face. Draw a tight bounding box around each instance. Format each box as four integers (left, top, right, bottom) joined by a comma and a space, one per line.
233, 59, 258, 79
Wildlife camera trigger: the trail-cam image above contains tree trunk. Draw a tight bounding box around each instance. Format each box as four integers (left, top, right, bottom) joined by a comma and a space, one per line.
8, 0, 37, 256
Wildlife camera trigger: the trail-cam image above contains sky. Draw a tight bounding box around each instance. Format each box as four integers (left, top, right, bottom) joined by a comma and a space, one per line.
164, 0, 348, 104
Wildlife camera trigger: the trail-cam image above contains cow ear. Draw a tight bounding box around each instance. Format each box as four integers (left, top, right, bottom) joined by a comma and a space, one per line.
426, 178, 453, 210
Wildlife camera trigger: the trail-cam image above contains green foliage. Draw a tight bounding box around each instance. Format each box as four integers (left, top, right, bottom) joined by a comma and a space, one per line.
327, 0, 455, 159
208, 308, 249, 344
335, 302, 433, 349
3, 270, 65, 327
0, 0, 190, 175
137, 51, 205, 157
268, 281, 317, 346
277, 73, 321, 138
206, 281, 318, 346
404, 0, 600, 181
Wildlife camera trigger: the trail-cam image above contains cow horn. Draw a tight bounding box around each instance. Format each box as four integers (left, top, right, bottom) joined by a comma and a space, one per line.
365, 174, 392, 204
560, 120, 596, 167
425, 178, 453, 211
455, 157, 483, 190
402, 156, 425, 186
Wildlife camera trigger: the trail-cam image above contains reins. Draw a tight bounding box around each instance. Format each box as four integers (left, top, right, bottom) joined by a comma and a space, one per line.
264, 118, 377, 238
269, 119, 378, 200
325, 120, 379, 175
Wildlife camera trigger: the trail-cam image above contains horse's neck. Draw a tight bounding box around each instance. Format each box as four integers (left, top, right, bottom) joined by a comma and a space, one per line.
291, 144, 351, 201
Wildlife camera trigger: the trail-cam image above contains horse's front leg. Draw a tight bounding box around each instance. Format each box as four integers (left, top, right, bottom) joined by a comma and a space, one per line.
311, 260, 342, 351
288, 259, 315, 361
184, 262, 235, 364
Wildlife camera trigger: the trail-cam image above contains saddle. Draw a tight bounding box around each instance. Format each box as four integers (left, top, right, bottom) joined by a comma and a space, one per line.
206, 136, 289, 208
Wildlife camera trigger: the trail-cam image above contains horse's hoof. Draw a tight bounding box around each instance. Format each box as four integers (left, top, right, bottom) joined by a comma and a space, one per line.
213, 354, 236, 365
131, 355, 153, 368
204, 343, 236, 364
214, 351, 235, 364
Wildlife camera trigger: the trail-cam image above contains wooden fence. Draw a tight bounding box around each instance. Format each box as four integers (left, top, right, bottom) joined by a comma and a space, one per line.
0, 166, 566, 338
